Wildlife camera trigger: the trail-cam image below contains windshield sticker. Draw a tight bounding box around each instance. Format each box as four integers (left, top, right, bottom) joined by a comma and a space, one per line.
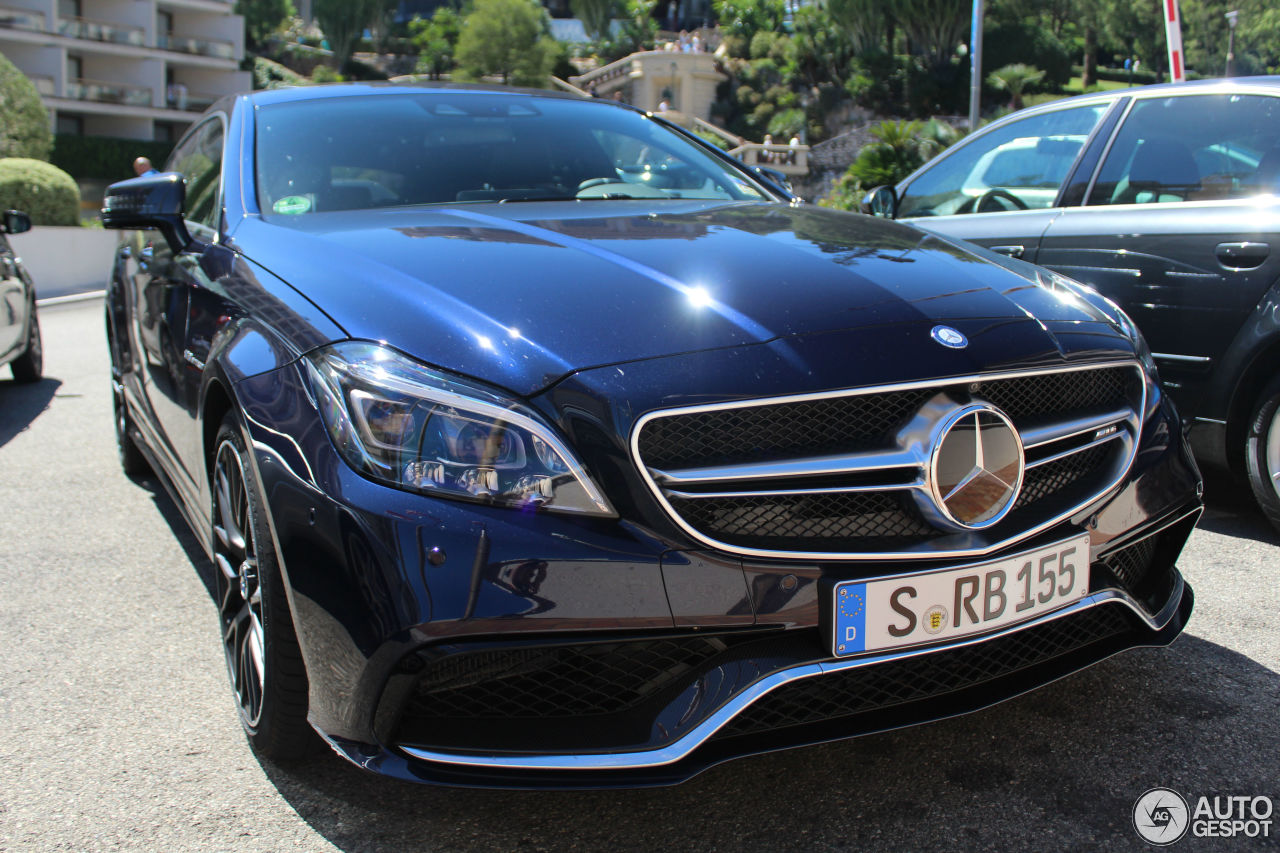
273, 195, 312, 215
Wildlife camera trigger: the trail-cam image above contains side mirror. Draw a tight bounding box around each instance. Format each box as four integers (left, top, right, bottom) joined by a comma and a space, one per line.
750, 165, 796, 199
860, 185, 898, 218
101, 172, 193, 253
1, 210, 31, 235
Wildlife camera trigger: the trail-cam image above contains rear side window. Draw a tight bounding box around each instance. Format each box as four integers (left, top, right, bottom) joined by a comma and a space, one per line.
1088, 93, 1280, 206
897, 104, 1106, 218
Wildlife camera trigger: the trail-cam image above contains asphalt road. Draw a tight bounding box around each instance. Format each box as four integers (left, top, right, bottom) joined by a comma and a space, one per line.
2, 298, 1278, 853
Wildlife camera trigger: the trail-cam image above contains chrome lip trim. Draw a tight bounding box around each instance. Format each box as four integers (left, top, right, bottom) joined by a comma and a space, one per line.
631, 362, 1146, 562
398, 572, 1184, 772
1020, 407, 1133, 449
1025, 430, 1127, 470
1152, 352, 1212, 364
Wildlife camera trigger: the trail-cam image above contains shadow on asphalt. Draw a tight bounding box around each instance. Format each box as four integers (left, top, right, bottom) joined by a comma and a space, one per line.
1198, 469, 1280, 545
128, 469, 220, 600
0, 376, 61, 449
244, 633, 1276, 852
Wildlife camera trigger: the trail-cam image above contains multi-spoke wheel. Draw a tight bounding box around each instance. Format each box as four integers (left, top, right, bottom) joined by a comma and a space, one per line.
211, 413, 318, 758
1245, 376, 1280, 535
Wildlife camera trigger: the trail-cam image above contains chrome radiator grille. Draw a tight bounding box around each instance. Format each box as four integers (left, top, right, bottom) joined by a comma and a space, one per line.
632, 363, 1145, 560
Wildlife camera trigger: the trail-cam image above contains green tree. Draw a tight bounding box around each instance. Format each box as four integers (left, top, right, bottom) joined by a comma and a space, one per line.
572, 0, 617, 42
0, 51, 52, 162
894, 0, 969, 68
849, 119, 939, 187
234, 0, 296, 51
712, 0, 786, 42
410, 7, 462, 79
455, 0, 554, 86
313, 0, 380, 71
987, 62, 1044, 110
825, 0, 891, 56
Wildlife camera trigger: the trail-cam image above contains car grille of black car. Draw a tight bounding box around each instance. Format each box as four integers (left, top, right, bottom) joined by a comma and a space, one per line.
633, 364, 1144, 558
393, 601, 1141, 755
712, 603, 1134, 740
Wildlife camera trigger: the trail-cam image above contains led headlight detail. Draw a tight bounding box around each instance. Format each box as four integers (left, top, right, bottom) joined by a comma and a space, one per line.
304, 342, 615, 517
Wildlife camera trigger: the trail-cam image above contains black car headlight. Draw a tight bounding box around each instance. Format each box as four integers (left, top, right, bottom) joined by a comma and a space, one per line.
303, 342, 615, 517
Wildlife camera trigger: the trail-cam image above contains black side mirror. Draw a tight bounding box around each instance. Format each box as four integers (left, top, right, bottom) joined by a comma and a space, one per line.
860, 185, 898, 218
101, 172, 193, 253
1, 210, 31, 235
750, 165, 797, 199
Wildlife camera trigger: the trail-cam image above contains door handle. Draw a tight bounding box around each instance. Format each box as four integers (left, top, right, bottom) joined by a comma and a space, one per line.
990, 245, 1025, 259
1216, 241, 1269, 270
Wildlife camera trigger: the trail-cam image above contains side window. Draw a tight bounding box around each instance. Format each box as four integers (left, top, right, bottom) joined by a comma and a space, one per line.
898, 104, 1107, 218
1089, 94, 1280, 206
165, 117, 224, 237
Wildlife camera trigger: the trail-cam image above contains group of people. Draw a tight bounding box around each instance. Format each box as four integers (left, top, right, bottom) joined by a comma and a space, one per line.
758, 134, 802, 166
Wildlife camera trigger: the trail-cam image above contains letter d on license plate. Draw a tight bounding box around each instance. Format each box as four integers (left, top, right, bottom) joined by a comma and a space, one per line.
831, 534, 1090, 657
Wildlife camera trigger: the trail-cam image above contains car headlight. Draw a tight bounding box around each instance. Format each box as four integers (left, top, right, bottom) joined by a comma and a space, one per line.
1036, 269, 1161, 418
303, 342, 615, 517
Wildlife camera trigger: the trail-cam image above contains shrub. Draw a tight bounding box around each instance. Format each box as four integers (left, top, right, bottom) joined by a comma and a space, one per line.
0, 158, 80, 225
51, 134, 173, 181
0, 51, 53, 161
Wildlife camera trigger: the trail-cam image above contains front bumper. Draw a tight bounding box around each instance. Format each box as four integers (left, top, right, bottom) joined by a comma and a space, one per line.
234, 363, 1202, 789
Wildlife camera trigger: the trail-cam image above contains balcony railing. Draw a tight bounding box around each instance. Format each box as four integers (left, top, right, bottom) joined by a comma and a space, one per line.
57, 15, 146, 46
65, 77, 153, 107
0, 5, 45, 31
157, 33, 235, 60
30, 74, 55, 96
165, 86, 219, 112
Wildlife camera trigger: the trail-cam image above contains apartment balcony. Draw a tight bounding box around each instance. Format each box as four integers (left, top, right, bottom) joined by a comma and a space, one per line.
0, 5, 44, 32
157, 33, 235, 60
65, 77, 153, 108
57, 15, 146, 47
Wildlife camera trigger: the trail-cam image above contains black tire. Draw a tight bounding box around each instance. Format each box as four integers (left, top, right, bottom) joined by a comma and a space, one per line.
10, 302, 42, 383
211, 413, 320, 759
1245, 376, 1280, 534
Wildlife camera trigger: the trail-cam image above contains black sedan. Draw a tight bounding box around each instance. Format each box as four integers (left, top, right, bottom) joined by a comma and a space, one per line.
0, 209, 41, 383
102, 84, 1200, 788
863, 77, 1280, 532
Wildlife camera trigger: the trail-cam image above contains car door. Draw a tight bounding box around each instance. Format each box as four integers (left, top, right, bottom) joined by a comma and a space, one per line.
0, 233, 23, 360
1036, 91, 1280, 418
896, 99, 1116, 259
127, 116, 225, 490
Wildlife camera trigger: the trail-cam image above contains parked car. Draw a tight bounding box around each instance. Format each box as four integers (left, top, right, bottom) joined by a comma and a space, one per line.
0, 209, 41, 383
102, 84, 1201, 788
862, 77, 1280, 531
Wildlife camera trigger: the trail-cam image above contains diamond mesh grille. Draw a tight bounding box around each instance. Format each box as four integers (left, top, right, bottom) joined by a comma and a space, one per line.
637, 366, 1136, 471
715, 604, 1133, 739
1105, 535, 1158, 591
637, 365, 1139, 552
404, 637, 730, 720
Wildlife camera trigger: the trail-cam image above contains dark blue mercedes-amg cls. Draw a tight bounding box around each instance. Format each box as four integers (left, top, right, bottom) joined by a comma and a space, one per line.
101, 84, 1202, 788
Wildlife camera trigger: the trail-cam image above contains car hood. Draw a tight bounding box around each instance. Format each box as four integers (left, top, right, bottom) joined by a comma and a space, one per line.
233, 200, 1128, 396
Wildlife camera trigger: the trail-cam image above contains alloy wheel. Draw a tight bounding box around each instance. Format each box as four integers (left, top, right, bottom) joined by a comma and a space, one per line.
1267, 406, 1280, 502
212, 439, 266, 727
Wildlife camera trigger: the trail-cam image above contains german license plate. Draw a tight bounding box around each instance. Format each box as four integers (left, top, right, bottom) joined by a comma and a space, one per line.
831, 535, 1091, 657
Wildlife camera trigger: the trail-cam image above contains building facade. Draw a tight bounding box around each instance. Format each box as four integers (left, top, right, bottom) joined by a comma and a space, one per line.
0, 0, 250, 143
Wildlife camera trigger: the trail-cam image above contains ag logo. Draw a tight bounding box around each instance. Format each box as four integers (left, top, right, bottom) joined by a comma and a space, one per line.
1133, 787, 1190, 846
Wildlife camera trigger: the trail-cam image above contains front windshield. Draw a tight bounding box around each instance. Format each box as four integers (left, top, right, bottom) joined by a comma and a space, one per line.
254, 92, 767, 215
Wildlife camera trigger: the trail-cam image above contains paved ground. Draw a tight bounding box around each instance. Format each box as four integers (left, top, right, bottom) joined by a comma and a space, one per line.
2, 298, 1277, 852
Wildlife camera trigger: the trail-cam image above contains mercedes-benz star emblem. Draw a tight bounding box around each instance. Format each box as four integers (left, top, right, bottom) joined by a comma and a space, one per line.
929, 404, 1024, 529
930, 325, 968, 349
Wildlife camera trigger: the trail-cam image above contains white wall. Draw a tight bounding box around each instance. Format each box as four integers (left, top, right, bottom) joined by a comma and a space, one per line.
9, 226, 119, 299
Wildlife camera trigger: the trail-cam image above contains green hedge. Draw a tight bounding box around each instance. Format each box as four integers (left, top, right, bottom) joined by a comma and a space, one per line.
0, 158, 80, 225
51, 134, 174, 182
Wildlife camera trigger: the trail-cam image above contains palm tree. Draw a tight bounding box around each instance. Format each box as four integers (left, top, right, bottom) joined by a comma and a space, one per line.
987, 63, 1046, 111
